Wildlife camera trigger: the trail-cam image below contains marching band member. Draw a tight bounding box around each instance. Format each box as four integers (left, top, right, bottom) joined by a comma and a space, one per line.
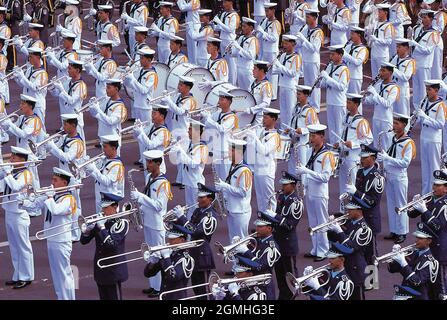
256, 2, 281, 69
286, 85, 319, 175
201, 91, 238, 180
415, 80, 446, 194
324, 0, 351, 46
120, 0, 148, 56
272, 35, 301, 127
89, 79, 127, 142
345, 144, 384, 262
176, 0, 201, 64
346, 0, 364, 27
4, 0, 21, 70
411, 9, 439, 108
296, 124, 336, 261
95, 4, 121, 47
134, 105, 171, 173
317, 45, 350, 144
230, 17, 258, 91
288, 0, 309, 35
327, 198, 373, 300
409, 169, 447, 297
85, 39, 117, 98
56, 0, 82, 50
171, 183, 218, 300
0, 95, 8, 144
205, 37, 228, 82
13, 22, 45, 57
45, 31, 78, 78
335, 93, 373, 205
84, 134, 125, 213
363, 62, 400, 150
130, 26, 150, 63
368, 4, 394, 78
389, 0, 411, 54
213, 0, 240, 85
0, 147, 35, 289
166, 35, 188, 69
390, 38, 415, 116
0, 37, 9, 109
379, 113, 416, 244
80, 193, 129, 300
26, 0, 50, 44
151, 2, 179, 64
215, 138, 252, 240
387, 222, 441, 300
0, 7, 11, 56
431, 1, 446, 80
245, 108, 280, 212
144, 224, 195, 300
296, 8, 323, 112
302, 243, 355, 300
272, 171, 303, 300
187, 9, 214, 67
131, 150, 173, 298
19, 167, 77, 300
247, 60, 273, 125
49, 59, 87, 138
343, 27, 368, 96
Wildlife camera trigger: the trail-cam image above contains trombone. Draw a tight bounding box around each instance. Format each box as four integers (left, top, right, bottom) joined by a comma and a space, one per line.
308, 213, 349, 236
162, 202, 199, 230
75, 96, 108, 114
214, 232, 258, 263
0, 109, 21, 124
96, 239, 205, 269
68, 152, 106, 179
395, 192, 433, 215
26, 183, 83, 199
286, 264, 331, 296
373, 244, 417, 265
28, 130, 64, 154
147, 90, 177, 104
159, 271, 272, 300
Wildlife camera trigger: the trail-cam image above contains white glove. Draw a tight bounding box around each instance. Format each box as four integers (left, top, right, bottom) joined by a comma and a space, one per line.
85, 61, 95, 71
377, 151, 391, 162
56, 24, 63, 32
96, 216, 106, 230
173, 205, 185, 218
46, 51, 56, 60
14, 66, 25, 78
212, 284, 226, 300
264, 209, 276, 218
133, 125, 145, 137
296, 164, 312, 175
392, 244, 402, 253
13, 37, 23, 47
231, 235, 241, 244
296, 32, 305, 40
45, 185, 56, 198
410, 39, 418, 47
169, 144, 182, 154
413, 197, 428, 212
215, 179, 229, 192
367, 86, 377, 96
1, 117, 13, 129
200, 110, 211, 120
53, 81, 64, 92
328, 221, 343, 233
320, 70, 329, 80
131, 190, 143, 202
23, 14, 32, 22
89, 8, 97, 16
89, 103, 100, 116
121, 12, 129, 21
83, 222, 96, 233
392, 252, 408, 267
151, 23, 161, 33
304, 275, 320, 290
369, 35, 377, 42
213, 16, 222, 24
303, 266, 314, 276
160, 248, 172, 259
228, 282, 240, 296
85, 162, 97, 173
1, 164, 13, 175
146, 253, 160, 264
345, 184, 357, 195
234, 243, 249, 255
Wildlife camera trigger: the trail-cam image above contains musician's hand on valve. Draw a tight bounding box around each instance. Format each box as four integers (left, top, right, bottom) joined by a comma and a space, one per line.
200, 110, 210, 120
133, 124, 145, 137
413, 197, 428, 213
83, 222, 96, 234
369, 35, 377, 42
173, 205, 185, 218
320, 70, 329, 80
1, 117, 12, 129
392, 244, 401, 252
304, 275, 320, 290
89, 8, 97, 16
53, 81, 64, 92
303, 266, 314, 276
212, 283, 226, 300
215, 179, 229, 192
228, 283, 240, 296
46, 50, 56, 60
56, 24, 63, 32
45, 185, 56, 198
96, 215, 106, 230
234, 243, 249, 255
392, 252, 408, 267
46, 139, 57, 151
121, 12, 129, 21
231, 235, 241, 244
328, 221, 343, 233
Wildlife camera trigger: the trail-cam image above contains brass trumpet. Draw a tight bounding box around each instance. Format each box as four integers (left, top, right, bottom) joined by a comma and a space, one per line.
120, 119, 151, 135
308, 213, 349, 236
28, 130, 64, 154
214, 232, 258, 263
395, 192, 433, 215
0, 109, 21, 124
286, 264, 331, 296
68, 152, 106, 179
373, 244, 417, 265
147, 90, 177, 104
37, 75, 70, 92
75, 96, 108, 114
5, 35, 29, 45
0, 63, 29, 81
162, 202, 199, 230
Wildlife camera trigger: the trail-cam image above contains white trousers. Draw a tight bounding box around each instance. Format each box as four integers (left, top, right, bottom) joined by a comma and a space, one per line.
327, 105, 346, 144
185, 185, 199, 220
279, 87, 297, 128
254, 174, 276, 213
394, 92, 410, 116
431, 46, 443, 80
303, 62, 320, 112
226, 211, 250, 242
221, 40, 237, 85
421, 140, 441, 194
373, 119, 392, 150
413, 68, 431, 109
237, 68, 254, 91
186, 32, 197, 65
143, 227, 165, 291
371, 56, 388, 79
385, 173, 409, 235
47, 241, 75, 300
135, 109, 152, 162
305, 195, 329, 257
339, 157, 359, 210
157, 43, 171, 65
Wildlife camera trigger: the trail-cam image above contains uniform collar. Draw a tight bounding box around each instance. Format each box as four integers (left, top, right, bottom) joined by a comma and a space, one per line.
260, 234, 274, 243
363, 166, 374, 176
418, 248, 430, 256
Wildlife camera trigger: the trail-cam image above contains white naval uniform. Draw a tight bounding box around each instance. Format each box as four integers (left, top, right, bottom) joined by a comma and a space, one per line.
222, 161, 253, 241
204, 110, 238, 180
363, 80, 400, 150
206, 56, 228, 82
130, 42, 150, 64
346, 0, 363, 27
246, 128, 280, 212
187, 23, 213, 67
15, 66, 48, 123
230, 34, 258, 91
0, 54, 9, 106
416, 97, 446, 194
412, 25, 439, 108
432, 11, 446, 80
136, 123, 171, 174
338, 113, 373, 200
0, 98, 9, 143
289, 1, 309, 35
125, 2, 148, 56
287, 103, 319, 175
153, 15, 179, 64
23, 192, 77, 300
303, 145, 336, 257
177, 140, 208, 219
95, 20, 121, 47
318, 62, 350, 144
440, 76, 447, 153
253, 0, 268, 23
272, 52, 302, 127
0, 23, 11, 56
343, 41, 368, 96
136, 173, 172, 291
328, 5, 351, 46
369, 21, 394, 78
249, 78, 273, 125
1, 168, 34, 283
18, 38, 45, 58
46, 49, 78, 78
90, 156, 125, 213
295, 25, 324, 112
177, 0, 201, 64
165, 51, 188, 69
92, 98, 127, 140
5, 113, 43, 152
63, 16, 82, 50
389, 1, 410, 54
390, 54, 415, 116
214, 10, 239, 85
383, 134, 416, 235
86, 57, 117, 98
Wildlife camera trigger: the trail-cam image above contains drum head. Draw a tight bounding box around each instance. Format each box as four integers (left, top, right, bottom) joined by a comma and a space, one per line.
153, 62, 170, 98
204, 82, 256, 112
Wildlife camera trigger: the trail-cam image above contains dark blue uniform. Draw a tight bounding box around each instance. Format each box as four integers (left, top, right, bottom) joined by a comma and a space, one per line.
388, 248, 441, 300
144, 249, 194, 300
273, 190, 303, 300
223, 284, 268, 300
176, 205, 218, 300
328, 217, 373, 300
80, 218, 129, 300
306, 268, 354, 300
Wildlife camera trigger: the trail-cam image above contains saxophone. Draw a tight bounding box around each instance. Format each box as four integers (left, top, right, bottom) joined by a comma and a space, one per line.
211, 161, 228, 219
339, 162, 360, 202
294, 142, 305, 199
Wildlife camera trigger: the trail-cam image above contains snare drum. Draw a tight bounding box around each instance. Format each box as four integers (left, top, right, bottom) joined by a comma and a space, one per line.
167, 63, 214, 108
276, 134, 292, 161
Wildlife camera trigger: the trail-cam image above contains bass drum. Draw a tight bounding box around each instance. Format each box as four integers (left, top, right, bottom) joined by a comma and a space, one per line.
203, 82, 256, 128
167, 63, 214, 108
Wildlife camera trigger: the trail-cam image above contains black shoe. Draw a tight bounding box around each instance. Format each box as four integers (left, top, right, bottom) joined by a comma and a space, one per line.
171, 182, 182, 187
304, 252, 316, 259
13, 281, 31, 289
94, 143, 101, 148
384, 233, 397, 240
5, 280, 18, 286
127, 118, 135, 123
142, 288, 154, 294
147, 290, 160, 298
394, 235, 406, 244
134, 161, 142, 166
313, 256, 326, 262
